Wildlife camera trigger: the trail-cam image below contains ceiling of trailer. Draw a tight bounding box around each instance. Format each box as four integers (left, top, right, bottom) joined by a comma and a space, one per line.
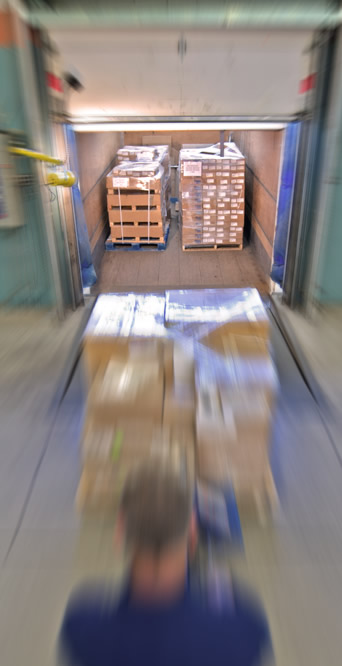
50, 29, 313, 119
28, 0, 338, 120
27, 0, 338, 29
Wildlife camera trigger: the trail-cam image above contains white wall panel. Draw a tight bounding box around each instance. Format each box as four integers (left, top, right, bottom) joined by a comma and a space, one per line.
51, 29, 313, 119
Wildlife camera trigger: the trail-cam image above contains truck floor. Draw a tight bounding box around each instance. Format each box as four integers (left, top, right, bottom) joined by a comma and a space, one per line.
93, 220, 268, 294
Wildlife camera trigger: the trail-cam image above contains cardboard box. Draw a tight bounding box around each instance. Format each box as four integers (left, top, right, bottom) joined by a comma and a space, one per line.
163, 384, 195, 426
196, 445, 268, 486
82, 420, 165, 467
89, 358, 164, 424
83, 292, 169, 381
163, 342, 195, 425
76, 464, 126, 511
198, 315, 270, 346
165, 288, 268, 335
196, 392, 270, 486
84, 336, 167, 384
78, 425, 183, 511
162, 424, 196, 482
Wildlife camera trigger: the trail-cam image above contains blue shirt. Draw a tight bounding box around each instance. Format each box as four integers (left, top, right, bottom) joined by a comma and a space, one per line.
60, 578, 271, 666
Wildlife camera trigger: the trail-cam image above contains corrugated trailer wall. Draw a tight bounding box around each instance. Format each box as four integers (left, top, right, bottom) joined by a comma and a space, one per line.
233, 129, 284, 276
76, 132, 122, 268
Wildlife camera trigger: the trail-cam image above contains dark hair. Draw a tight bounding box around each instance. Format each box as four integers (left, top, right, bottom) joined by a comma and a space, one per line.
120, 458, 193, 556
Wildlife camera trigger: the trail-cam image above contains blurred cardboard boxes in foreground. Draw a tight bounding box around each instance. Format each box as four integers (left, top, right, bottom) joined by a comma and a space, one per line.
79, 288, 278, 516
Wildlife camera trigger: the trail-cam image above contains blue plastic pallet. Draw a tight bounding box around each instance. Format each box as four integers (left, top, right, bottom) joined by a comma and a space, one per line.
105, 223, 170, 252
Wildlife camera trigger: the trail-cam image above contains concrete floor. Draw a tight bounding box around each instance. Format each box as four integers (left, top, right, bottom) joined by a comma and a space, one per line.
1, 301, 342, 665
93, 219, 269, 294
272, 297, 342, 415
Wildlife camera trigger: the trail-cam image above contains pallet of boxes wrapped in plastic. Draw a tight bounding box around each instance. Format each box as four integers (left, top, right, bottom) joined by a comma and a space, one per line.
78, 288, 278, 519
179, 143, 245, 250
77, 293, 195, 511
164, 288, 279, 518
106, 145, 170, 247
116, 144, 171, 176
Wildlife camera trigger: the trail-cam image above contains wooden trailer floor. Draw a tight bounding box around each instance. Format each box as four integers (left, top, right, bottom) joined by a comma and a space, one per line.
93, 220, 268, 294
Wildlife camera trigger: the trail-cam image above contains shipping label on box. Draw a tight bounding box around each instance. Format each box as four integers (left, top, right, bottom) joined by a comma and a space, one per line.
112, 177, 130, 188
183, 161, 202, 177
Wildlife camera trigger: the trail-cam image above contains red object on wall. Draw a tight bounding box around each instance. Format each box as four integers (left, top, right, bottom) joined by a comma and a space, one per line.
46, 71, 63, 93
299, 73, 317, 94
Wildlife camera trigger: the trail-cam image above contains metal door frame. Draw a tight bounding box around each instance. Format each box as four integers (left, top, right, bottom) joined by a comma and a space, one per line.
282, 28, 337, 310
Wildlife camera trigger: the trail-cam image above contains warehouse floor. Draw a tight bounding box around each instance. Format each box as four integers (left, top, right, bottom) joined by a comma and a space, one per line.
93, 219, 268, 294
2, 299, 342, 665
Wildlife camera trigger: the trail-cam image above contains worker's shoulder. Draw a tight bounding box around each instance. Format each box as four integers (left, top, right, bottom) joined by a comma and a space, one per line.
186, 586, 271, 666
187, 577, 271, 650
62, 582, 119, 637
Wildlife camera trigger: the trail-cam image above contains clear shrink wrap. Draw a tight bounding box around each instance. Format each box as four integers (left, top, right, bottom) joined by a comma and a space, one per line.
179, 143, 245, 247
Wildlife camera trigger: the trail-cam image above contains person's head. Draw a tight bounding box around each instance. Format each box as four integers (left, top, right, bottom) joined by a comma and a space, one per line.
118, 458, 196, 603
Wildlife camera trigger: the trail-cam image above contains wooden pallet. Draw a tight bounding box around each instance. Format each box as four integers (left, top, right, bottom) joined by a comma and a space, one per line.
107, 192, 161, 208
110, 223, 164, 238
105, 223, 170, 252
182, 242, 243, 251
109, 204, 161, 212
107, 186, 162, 195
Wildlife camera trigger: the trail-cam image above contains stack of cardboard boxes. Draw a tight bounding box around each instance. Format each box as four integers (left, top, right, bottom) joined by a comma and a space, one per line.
78, 289, 278, 516
180, 143, 245, 250
78, 293, 195, 510
116, 145, 171, 175
106, 146, 170, 245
